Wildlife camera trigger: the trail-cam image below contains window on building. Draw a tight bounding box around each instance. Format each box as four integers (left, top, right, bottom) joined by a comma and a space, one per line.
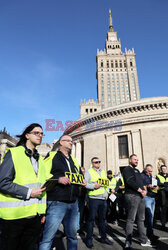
107, 61, 109, 68
130, 61, 133, 67
94, 109, 97, 112
90, 109, 92, 113
101, 62, 103, 67
118, 135, 129, 159
115, 61, 118, 68
86, 109, 88, 114
124, 60, 127, 67
111, 62, 114, 68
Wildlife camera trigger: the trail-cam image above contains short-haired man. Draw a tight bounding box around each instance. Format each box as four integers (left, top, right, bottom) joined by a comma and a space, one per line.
84, 157, 113, 248
141, 164, 158, 243
156, 165, 168, 230
39, 135, 83, 250
123, 154, 152, 249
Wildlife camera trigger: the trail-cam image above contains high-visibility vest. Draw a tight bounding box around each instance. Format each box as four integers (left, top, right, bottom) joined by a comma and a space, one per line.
44, 151, 80, 179
157, 174, 168, 190
120, 176, 125, 194
109, 178, 117, 190
0, 146, 46, 220
88, 168, 107, 196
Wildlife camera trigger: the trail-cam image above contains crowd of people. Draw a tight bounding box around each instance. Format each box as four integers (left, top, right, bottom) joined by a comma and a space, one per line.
0, 123, 168, 250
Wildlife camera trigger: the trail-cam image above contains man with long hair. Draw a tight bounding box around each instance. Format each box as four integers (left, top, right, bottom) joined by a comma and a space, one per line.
0, 123, 46, 250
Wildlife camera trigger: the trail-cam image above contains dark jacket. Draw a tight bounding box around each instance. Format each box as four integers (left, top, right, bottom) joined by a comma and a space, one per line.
47, 151, 80, 202
123, 166, 145, 197
141, 170, 156, 198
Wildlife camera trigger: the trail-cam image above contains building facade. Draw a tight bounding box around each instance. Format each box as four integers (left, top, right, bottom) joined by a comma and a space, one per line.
59, 11, 168, 176
72, 97, 168, 176
0, 128, 17, 163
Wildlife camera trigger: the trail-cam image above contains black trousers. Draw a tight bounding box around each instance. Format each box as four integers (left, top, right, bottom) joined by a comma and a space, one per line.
160, 190, 168, 226
106, 198, 118, 222
86, 198, 107, 243
1, 215, 42, 250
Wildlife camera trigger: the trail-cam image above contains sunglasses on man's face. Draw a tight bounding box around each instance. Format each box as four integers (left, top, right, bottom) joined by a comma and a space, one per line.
92, 161, 101, 164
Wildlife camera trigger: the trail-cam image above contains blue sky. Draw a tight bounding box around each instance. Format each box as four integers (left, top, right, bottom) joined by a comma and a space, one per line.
0, 0, 168, 143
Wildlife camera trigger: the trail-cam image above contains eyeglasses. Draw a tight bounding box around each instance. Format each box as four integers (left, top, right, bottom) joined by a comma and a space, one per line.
29, 131, 45, 137
92, 161, 101, 164
61, 139, 73, 143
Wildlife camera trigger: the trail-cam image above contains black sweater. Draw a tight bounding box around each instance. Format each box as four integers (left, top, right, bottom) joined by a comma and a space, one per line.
47, 151, 80, 202
123, 166, 145, 196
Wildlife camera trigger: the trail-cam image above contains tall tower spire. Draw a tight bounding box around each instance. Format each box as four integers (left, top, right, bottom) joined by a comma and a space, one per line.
109, 9, 113, 32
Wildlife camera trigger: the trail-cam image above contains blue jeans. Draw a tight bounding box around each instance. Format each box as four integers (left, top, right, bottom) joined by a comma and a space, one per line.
86, 198, 107, 245
39, 200, 78, 250
144, 196, 155, 237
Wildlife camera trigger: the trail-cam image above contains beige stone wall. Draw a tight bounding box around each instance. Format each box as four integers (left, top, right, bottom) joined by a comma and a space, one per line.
66, 97, 168, 177
74, 121, 168, 176
140, 125, 168, 176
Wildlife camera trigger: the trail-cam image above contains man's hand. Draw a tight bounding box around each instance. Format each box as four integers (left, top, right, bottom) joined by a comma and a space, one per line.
137, 188, 147, 197
82, 180, 87, 186
94, 184, 101, 189
58, 177, 71, 185
141, 190, 147, 197
30, 187, 46, 198
137, 187, 142, 193
111, 189, 115, 194
41, 216, 46, 224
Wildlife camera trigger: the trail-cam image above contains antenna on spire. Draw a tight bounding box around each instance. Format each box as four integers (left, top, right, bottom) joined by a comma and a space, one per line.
109, 9, 113, 32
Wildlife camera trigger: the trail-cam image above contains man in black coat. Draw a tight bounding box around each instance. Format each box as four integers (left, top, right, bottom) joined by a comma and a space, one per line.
123, 154, 152, 249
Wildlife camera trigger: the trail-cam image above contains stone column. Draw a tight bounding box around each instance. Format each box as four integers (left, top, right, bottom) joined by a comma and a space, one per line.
75, 141, 81, 166
131, 129, 143, 171
106, 134, 113, 172
71, 143, 76, 157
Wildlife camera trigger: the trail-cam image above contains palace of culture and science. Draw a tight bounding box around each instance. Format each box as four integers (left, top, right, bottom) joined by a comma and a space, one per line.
68, 10, 168, 175
80, 10, 140, 117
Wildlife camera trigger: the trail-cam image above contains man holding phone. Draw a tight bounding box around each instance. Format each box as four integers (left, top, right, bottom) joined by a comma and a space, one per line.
141, 164, 158, 244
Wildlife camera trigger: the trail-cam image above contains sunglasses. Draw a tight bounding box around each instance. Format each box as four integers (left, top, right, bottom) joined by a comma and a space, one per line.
92, 161, 101, 164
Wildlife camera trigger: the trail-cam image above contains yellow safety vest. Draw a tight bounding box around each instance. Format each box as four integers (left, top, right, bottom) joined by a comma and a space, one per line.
109, 178, 117, 190
157, 174, 168, 190
0, 146, 46, 220
44, 151, 80, 179
88, 168, 107, 197
120, 176, 125, 194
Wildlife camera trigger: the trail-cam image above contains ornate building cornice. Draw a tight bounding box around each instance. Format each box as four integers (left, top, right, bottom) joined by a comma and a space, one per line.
66, 97, 168, 136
